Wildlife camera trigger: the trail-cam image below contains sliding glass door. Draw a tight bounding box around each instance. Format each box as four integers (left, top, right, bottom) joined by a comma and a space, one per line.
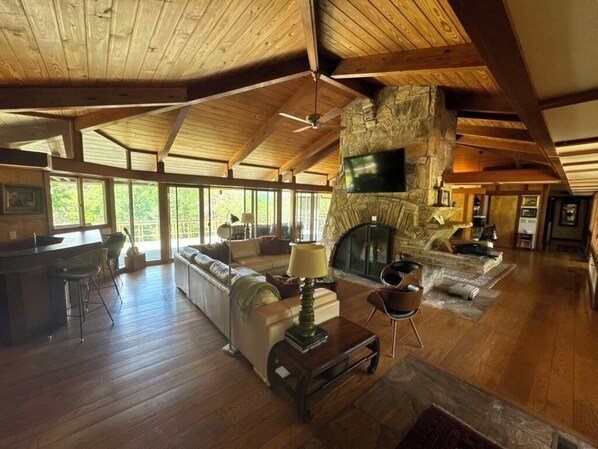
169, 186, 202, 257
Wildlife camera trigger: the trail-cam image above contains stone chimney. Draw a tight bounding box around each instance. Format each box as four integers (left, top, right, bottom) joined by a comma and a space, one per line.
322, 86, 491, 289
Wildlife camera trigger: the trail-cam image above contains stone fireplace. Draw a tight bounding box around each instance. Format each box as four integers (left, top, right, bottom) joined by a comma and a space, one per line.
322, 86, 501, 290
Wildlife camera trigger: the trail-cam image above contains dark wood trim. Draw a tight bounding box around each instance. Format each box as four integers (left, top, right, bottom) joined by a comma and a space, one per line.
536, 184, 550, 251
456, 135, 543, 155
51, 157, 332, 192
555, 136, 598, 148
539, 87, 598, 110
446, 93, 514, 114
448, 0, 563, 179
319, 72, 375, 99
444, 168, 560, 184
187, 57, 311, 104
0, 87, 187, 111
74, 107, 163, 132
333, 44, 484, 79
457, 111, 521, 122
158, 183, 170, 263
457, 124, 533, 142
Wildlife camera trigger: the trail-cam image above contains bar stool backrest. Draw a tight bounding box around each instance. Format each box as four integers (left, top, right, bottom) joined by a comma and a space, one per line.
55, 248, 108, 272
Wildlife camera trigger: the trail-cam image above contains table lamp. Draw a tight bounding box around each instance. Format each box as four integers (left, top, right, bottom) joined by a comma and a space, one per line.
285, 243, 329, 351
241, 212, 254, 239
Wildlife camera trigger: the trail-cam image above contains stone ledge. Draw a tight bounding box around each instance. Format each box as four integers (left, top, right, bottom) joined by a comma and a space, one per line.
401, 245, 503, 275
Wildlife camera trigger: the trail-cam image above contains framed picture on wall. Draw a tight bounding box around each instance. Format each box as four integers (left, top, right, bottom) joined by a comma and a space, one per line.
522, 196, 538, 207
1, 185, 45, 215
559, 201, 579, 227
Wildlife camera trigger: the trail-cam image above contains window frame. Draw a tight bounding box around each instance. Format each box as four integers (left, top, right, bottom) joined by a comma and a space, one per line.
49, 175, 109, 232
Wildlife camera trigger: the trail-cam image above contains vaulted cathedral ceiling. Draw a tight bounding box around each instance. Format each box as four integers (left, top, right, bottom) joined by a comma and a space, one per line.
0, 0, 596, 194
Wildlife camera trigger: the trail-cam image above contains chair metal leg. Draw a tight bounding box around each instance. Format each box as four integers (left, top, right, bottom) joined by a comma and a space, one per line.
107, 262, 122, 302
77, 280, 85, 342
409, 317, 423, 348
91, 277, 115, 324
364, 308, 376, 328
391, 320, 397, 358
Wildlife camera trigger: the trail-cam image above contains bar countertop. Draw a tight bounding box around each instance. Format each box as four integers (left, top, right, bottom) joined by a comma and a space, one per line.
0, 230, 103, 272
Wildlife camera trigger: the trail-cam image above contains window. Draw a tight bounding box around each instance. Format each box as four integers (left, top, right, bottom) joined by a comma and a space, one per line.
50, 176, 107, 229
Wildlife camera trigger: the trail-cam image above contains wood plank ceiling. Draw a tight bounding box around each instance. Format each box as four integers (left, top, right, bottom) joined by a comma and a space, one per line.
0, 0, 594, 193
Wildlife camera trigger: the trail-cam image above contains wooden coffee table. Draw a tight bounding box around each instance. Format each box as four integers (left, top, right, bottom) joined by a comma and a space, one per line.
267, 316, 379, 422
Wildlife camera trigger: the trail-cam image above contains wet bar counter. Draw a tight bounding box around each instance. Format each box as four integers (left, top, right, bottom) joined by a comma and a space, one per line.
0, 230, 103, 345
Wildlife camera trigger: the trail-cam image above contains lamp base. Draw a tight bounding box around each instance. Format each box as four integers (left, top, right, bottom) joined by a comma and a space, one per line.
285, 326, 328, 353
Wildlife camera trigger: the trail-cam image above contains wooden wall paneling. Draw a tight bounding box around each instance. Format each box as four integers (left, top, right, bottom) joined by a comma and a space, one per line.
488, 194, 519, 248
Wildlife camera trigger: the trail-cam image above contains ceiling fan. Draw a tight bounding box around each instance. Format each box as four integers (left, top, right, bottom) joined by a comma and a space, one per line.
279, 71, 344, 133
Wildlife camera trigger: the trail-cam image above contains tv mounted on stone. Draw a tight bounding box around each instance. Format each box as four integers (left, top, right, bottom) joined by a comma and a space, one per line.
343, 148, 406, 193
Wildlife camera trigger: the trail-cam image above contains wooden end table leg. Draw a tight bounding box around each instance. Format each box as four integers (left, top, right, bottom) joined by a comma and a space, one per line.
295, 375, 313, 423
367, 337, 380, 374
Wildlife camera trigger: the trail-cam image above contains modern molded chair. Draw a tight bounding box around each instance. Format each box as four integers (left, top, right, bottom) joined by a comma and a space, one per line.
380, 260, 423, 289
49, 248, 115, 342
103, 232, 126, 300
364, 284, 424, 357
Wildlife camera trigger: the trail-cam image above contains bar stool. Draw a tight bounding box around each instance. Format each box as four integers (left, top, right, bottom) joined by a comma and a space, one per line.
102, 232, 126, 301
49, 248, 115, 343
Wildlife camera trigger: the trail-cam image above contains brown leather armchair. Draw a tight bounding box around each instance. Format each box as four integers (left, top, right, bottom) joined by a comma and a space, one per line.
364, 284, 423, 357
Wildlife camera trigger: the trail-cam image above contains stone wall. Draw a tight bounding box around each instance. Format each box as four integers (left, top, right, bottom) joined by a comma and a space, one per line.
322, 86, 458, 268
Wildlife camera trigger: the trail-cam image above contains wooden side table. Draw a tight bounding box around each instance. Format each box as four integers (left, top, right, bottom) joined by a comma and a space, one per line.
267, 316, 379, 422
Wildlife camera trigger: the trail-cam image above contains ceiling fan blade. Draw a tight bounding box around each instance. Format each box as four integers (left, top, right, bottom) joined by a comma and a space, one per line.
293, 126, 312, 133
319, 107, 343, 124
279, 112, 311, 125
319, 124, 345, 130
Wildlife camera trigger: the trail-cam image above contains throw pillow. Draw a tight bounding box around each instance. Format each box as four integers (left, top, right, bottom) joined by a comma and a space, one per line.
275, 239, 291, 254
265, 272, 301, 299
209, 260, 233, 284
194, 253, 215, 270
260, 237, 279, 256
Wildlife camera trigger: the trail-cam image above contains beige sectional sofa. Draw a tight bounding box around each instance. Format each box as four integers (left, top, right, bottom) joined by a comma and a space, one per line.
174, 243, 340, 384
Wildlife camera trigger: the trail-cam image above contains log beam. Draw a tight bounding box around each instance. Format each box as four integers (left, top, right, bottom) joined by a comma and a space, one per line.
444, 168, 561, 184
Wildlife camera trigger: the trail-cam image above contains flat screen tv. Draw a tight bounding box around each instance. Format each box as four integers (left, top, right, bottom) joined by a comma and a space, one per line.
344, 149, 406, 193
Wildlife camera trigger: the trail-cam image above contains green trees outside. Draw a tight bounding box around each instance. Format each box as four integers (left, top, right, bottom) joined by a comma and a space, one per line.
50, 177, 106, 227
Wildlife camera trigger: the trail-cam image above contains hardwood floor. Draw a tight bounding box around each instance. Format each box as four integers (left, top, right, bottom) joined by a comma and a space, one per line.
1, 248, 597, 448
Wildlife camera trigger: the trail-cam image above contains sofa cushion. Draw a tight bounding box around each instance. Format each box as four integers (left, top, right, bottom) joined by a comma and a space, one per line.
235, 255, 274, 273
230, 239, 259, 259
194, 253, 216, 270
209, 260, 234, 284
267, 253, 291, 270
266, 272, 301, 299
180, 247, 200, 262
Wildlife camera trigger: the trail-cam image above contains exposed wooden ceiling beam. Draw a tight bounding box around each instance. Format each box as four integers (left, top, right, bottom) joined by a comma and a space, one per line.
279, 130, 340, 177
448, 0, 564, 179
93, 130, 133, 151
75, 107, 163, 132
446, 93, 513, 114
457, 135, 543, 155
539, 87, 598, 110
0, 87, 187, 111
51, 157, 332, 192
456, 124, 533, 141
457, 111, 520, 122
557, 148, 598, 158
187, 57, 311, 104
455, 143, 548, 165
298, 0, 319, 72
293, 143, 338, 175
225, 79, 315, 175
332, 44, 484, 79
319, 72, 374, 99
555, 136, 598, 148
156, 106, 191, 166
444, 168, 561, 184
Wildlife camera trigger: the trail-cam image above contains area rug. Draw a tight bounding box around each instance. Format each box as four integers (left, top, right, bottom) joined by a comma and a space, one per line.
443, 263, 516, 289
396, 404, 504, 449
423, 281, 501, 321
301, 355, 594, 449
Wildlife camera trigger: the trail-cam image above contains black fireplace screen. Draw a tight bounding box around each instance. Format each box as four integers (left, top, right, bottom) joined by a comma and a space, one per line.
331, 223, 393, 282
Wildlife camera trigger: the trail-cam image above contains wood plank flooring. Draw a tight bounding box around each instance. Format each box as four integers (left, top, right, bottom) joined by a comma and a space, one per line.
1, 248, 597, 448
